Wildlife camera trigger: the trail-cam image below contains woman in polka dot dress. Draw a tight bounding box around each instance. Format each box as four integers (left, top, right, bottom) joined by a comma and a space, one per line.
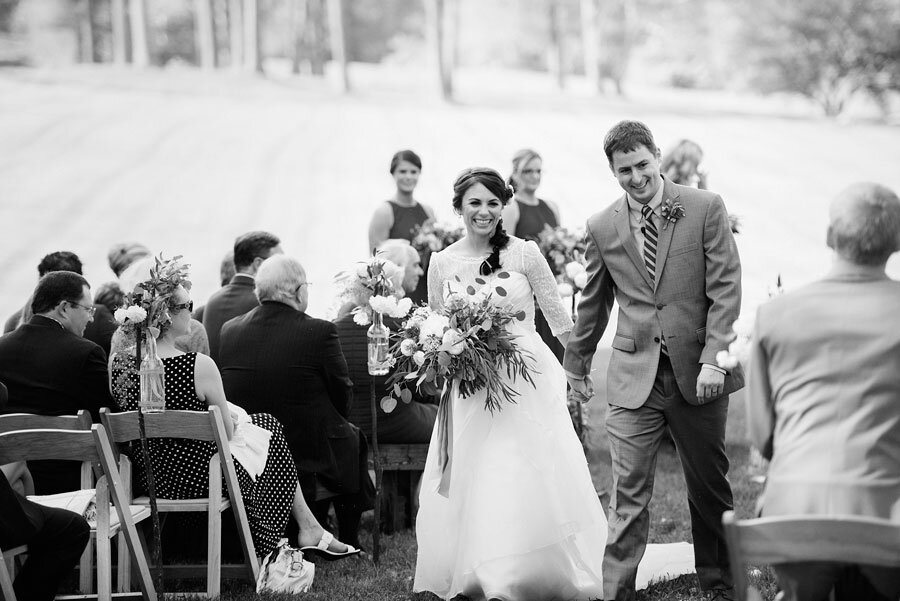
110, 284, 359, 560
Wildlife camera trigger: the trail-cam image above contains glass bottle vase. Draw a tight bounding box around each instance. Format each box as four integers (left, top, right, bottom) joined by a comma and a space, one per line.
367, 312, 390, 376
139, 333, 166, 413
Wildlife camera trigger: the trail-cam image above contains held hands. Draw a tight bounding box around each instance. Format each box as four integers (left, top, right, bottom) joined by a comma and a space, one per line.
696, 364, 725, 402
566, 374, 594, 403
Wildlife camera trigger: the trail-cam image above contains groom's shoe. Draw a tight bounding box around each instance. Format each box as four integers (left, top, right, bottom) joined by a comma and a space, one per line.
706, 587, 736, 601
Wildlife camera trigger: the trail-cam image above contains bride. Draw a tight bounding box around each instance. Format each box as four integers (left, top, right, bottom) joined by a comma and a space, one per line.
413, 168, 694, 601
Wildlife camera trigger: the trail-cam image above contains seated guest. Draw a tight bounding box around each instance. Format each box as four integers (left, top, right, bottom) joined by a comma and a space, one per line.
336, 241, 437, 444
219, 255, 374, 550
193, 250, 236, 323
747, 182, 900, 601
203, 231, 282, 361
93, 280, 126, 314
0, 271, 112, 494
0, 472, 90, 601
4, 251, 117, 355
108, 242, 210, 355
108, 258, 358, 560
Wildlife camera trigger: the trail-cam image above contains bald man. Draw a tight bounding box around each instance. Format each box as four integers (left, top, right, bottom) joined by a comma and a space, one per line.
747, 182, 900, 601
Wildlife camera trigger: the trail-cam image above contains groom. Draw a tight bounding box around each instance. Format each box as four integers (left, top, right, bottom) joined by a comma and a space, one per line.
565, 120, 743, 601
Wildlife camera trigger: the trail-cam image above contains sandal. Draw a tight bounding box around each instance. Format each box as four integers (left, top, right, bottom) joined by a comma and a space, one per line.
300, 531, 360, 561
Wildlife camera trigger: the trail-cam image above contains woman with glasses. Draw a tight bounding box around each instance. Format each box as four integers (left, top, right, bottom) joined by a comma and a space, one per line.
109, 274, 360, 561
502, 148, 565, 363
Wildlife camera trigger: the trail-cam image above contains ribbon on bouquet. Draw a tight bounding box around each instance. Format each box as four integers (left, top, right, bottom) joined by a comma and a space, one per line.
436, 383, 454, 498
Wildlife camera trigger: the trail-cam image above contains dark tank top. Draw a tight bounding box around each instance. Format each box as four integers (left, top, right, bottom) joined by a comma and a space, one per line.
387, 200, 430, 241
514, 198, 558, 241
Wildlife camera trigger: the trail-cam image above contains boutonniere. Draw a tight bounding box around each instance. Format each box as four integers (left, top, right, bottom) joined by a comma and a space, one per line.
660, 199, 686, 229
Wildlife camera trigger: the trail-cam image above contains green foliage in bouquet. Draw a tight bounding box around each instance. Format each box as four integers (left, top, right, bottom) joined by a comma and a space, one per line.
384, 272, 537, 414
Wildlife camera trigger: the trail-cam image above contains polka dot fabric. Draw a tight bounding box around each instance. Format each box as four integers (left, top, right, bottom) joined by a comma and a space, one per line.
112, 352, 296, 557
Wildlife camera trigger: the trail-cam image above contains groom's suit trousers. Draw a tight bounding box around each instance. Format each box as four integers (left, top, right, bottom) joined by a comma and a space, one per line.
603, 354, 733, 600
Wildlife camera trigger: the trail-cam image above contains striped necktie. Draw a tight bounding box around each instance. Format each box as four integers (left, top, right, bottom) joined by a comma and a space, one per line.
641, 204, 668, 355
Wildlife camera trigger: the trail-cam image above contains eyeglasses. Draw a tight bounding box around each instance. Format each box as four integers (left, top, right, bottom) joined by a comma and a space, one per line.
521, 169, 542, 175
170, 301, 194, 313
68, 301, 96, 316
295, 281, 313, 294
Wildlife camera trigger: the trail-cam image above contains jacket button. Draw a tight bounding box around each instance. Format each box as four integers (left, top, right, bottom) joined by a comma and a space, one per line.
656, 303, 664, 310
654, 337, 660, 343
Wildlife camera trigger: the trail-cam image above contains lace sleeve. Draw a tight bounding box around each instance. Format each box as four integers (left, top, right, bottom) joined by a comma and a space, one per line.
522, 240, 574, 336
427, 251, 445, 312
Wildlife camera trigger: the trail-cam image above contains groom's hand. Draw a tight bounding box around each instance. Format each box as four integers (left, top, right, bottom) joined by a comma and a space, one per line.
566, 374, 594, 403
696, 364, 725, 401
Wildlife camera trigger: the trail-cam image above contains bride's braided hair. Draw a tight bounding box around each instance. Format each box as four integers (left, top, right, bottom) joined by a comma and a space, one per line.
451, 167, 513, 276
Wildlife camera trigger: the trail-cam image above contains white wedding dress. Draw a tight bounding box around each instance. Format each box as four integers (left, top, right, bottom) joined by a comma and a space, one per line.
414, 237, 695, 601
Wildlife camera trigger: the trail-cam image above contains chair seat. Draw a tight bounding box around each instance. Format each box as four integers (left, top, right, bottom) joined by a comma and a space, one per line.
132, 496, 231, 512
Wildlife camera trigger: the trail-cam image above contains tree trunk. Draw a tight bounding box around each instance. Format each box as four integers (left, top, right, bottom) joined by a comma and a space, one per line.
580, 0, 601, 93
289, 0, 309, 74
228, 0, 243, 68
548, 0, 565, 90
326, 0, 350, 92
243, 0, 262, 73
194, 0, 216, 69
308, 0, 326, 75
129, 0, 150, 67
78, 0, 95, 63
111, 0, 128, 64
426, 0, 453, 101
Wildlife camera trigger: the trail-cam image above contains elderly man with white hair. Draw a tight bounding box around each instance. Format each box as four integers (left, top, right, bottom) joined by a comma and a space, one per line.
747, 182, 900, 601
218, 254, 373, 551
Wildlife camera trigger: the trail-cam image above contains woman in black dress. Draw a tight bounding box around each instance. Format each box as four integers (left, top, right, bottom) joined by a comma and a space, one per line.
502, 148, 565, 363
367, 150, 436, 305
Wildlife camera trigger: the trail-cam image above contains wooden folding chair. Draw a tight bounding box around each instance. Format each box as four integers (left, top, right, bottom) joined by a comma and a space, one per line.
0, 425, 156, 601
100, 406, 259, 598
0, 543, 27, 601
0, 411, 151, 597
722, 510, 900, 601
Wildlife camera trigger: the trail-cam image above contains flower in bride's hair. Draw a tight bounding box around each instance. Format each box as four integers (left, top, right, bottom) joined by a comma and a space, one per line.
125, 305, 147, 323
114, 308, 128, 324
400, 338, 418, 357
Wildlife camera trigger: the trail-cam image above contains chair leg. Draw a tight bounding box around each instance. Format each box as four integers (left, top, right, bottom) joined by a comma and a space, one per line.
97, 532, 112, 601
79, 536, 95, 593
207, 463, 224, 599
0, 549, 17, 601
116, 531, 131, 592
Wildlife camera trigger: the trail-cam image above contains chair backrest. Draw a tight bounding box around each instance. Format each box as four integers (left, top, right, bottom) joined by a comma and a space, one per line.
722, 510, 900, 601
0, 410, 92, 434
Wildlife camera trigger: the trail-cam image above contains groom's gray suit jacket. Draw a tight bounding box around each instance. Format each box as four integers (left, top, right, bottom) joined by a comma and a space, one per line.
564, 178, 744, 407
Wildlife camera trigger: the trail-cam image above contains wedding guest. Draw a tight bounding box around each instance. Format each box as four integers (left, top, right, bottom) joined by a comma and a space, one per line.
501, 148, 565, 363
193, 250, 235, 323
368, 149, 436, 305
0, 271, 112, 494
219, 255, 374, 550
93, 281, 125, 314
747, 182, 900, 601
0, 471, 90, 601
4, 251, 117, 355
202, 231, 282, 362
109, 262, 358, 560
661, 139, 707, 190
109, 242, 210, 356
336, 240, 437, 444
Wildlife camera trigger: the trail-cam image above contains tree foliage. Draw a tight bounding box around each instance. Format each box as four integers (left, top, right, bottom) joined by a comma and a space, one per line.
738, 0, 900, 116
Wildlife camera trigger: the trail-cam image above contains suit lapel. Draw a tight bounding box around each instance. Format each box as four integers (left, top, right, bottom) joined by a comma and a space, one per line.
613, 197, 654, 289
653, 180, 679, 291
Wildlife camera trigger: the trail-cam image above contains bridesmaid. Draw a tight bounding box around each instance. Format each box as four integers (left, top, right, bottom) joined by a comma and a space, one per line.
367, 149, 435, 305
502, 148, 565, 363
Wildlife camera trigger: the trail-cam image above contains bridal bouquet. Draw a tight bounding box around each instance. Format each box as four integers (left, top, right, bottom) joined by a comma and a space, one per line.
536, 224, 587, 277
411, 221, 465, 254
383, 277, 536, 414
716, 275, 784, 370
334, 255, 412, 326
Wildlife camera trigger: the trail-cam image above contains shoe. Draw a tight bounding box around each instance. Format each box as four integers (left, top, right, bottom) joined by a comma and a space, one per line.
707, 587, 736, 601
300, 530, 361, 561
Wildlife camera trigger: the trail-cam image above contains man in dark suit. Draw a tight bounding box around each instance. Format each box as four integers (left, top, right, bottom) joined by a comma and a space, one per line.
219, 255, 373, 549
3, 251, 117, 356
564, 121, 742, 601
0, 471, 90, 601
0, 271, 113, 494
202, 231, 282, 362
